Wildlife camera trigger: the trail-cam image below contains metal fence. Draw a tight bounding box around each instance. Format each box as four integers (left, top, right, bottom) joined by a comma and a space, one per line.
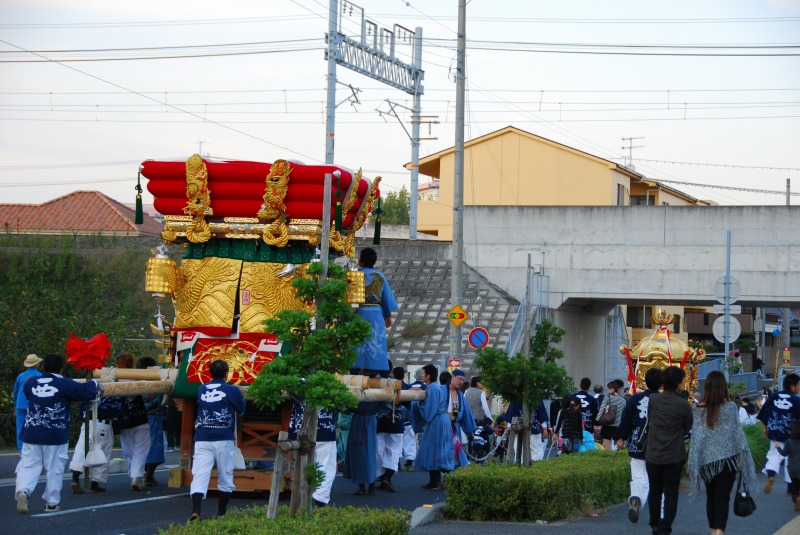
696, 358, 760, 395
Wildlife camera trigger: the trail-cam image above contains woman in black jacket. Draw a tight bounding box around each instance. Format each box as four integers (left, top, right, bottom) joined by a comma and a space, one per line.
555, 395, 584, 454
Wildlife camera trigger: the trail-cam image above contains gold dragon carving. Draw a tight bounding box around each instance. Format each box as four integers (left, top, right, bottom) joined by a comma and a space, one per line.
173, 258, 241, 331
341, 176, 381, 257
183, 154, 213, 243
238, 262, 313, 332
258, 159, 291, 246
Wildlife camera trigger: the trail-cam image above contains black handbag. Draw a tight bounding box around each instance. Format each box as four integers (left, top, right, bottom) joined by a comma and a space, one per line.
733, 472, 756, 517
597, 402, 616, 426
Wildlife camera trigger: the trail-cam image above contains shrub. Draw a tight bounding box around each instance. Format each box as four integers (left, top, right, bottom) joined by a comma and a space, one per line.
444, 450, 630, 522
744, 421, 770, 471
159, 505, 410, 535
401, 318, 433, 339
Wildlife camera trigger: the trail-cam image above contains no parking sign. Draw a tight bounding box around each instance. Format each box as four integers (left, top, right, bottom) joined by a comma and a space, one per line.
468, 327, 489, 349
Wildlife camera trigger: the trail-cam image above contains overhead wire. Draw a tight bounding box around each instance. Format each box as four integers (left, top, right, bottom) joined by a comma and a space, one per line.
0, 38, 324, 163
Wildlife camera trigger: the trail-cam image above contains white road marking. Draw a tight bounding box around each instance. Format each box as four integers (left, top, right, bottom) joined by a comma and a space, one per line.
30, 493, 186, 517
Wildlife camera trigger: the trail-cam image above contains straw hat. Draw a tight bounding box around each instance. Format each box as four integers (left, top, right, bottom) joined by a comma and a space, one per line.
23, 354, 42, 367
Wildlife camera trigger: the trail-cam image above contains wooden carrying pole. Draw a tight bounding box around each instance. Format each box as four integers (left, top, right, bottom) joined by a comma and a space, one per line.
98, 381, 174, 397
93, 367, 178, 382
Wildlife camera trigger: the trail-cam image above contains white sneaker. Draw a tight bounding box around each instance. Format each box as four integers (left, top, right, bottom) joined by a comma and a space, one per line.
16, 492, 28, 514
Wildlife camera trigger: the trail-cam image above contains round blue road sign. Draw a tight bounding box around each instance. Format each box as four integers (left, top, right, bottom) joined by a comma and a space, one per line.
468, 327, 489, 349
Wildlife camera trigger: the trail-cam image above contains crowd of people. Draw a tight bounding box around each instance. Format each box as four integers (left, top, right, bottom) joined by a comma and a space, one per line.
10, 245, 799, 532
12, 351, 180, 514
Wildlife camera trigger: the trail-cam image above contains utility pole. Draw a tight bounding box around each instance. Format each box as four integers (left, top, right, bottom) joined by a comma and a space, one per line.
324, 0, 338, 164
521, 254, 532, 466
450, 0, 466, 362
409, 28, 423, 240
784, 179, 791, 363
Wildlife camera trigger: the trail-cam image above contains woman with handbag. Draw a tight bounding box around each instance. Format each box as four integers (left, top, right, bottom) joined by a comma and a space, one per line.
554, 395, 583, 455
598, 380, 627, 450
687, 371, 758, 535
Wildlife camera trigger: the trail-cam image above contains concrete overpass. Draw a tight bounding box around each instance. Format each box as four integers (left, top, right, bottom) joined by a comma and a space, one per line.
465, 205, 800, 311
458, 205, 800, 383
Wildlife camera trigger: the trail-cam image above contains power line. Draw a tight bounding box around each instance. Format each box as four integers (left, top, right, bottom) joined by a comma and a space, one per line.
2, 87, 796, 96
617, 158, 800, 172
0, 48, 323, 63
0, 14, 321, 29
651, 178, 800, 196
2, 13, 798, 29
0, 39, 323, 163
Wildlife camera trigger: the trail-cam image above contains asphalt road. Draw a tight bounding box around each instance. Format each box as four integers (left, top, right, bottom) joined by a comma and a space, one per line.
2, 448, 798, 535
0, 448, 444, 535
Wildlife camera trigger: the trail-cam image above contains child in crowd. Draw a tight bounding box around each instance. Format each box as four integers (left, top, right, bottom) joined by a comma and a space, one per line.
493, 416, 509, 460
469, 417, 494, 463
776, 421, 800, 511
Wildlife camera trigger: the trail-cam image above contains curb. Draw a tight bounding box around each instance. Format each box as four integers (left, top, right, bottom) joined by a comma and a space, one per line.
410, 502, 444, 528
775, 514, 800, 535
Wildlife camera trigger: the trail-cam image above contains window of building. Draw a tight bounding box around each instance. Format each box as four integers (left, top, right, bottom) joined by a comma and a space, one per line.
617, 184, 628, 206
672, 314, 681, 334
630, 195, 655, 206
626, 306, 653, 329
703, 314, 709, 326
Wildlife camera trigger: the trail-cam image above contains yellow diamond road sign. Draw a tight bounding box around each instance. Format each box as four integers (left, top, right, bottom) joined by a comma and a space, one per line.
447, 304, 468, 328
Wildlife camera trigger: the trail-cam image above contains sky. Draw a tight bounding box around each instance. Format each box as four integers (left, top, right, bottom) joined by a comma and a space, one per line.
1, 0, 799, 209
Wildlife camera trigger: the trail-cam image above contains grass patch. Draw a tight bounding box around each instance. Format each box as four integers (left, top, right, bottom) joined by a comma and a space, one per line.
401, 318, 434, 339
159, 505, 410, 535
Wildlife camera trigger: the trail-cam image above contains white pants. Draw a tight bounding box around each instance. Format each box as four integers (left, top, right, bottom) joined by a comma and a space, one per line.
121, 423, 150, 480
401, 425, 417, 461
191, 440, 236, 496
764, 440, 792, 482
630, 458, 649, 504
15, 443, 68, 507
313, 441, 337, 504
69, 420, 114, 483
512, 434, 545, 462
530, 434, 544, 461
376, 433, 403, 476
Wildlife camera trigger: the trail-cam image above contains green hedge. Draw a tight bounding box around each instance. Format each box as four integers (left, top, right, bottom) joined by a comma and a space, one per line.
444, 450, 630, 522
744, 421, 770, 471
159, 505, 410, 535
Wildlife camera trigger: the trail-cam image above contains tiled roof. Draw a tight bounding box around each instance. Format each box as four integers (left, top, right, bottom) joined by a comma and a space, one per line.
0, 191, 163, 236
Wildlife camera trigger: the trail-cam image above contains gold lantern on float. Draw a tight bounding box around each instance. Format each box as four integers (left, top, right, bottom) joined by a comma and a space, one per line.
145, 244, 178, 366
145, 244, 178, 300
620, 309, 705, 397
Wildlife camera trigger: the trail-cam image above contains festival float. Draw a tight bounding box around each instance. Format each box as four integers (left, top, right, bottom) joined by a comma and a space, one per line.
93, 155, 391, 493
620, 309, 706, 396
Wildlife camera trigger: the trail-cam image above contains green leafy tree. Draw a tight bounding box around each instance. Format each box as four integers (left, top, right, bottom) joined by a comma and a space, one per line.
247, 261, 370, 413
475, 319, 573, 464
0, 235, 172, 446
247, 260, 371, 515
371, 186, 410, 225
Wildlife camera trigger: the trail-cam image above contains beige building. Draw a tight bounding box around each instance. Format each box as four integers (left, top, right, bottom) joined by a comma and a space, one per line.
413, 125, 712, 240
411, 125, 715, 347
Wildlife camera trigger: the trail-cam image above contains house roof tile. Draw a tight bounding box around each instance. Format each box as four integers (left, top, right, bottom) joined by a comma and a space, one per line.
0, 191, 163, 236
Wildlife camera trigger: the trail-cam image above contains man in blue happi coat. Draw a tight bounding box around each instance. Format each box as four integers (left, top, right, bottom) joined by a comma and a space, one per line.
757, 372, 800, 494
505, 401, 550, 463
412, 364, 453, 490
288, 402, 338, 506
13, 354, 42, 452
15, 354, 102, 514
189, 360, 246, 521
351, 248, 398, 375
615, 367, 663, 524
573, 377, 598, 433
